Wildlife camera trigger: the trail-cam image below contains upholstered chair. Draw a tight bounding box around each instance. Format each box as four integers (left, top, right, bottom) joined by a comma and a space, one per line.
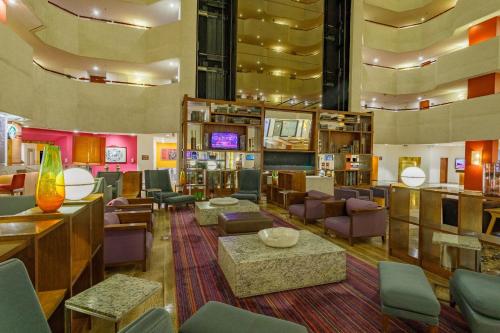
104, 211, 153, 271
371, 186, 390, 207
288, 190, 333, 224
231, 169, 261, 203
0, 195, 36, 216
0, 259, 172, 333
144, 170, 179, 208
450, 269, 500, 333
97, 171, 123, 198
92, 177, 113, 204
0, 173, 26, 195
334, 188, 359, 201
324, 198, 387, 245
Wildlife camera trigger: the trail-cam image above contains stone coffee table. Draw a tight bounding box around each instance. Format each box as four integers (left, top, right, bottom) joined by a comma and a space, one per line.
195, 199, 260, 226
218, 230, 346, 298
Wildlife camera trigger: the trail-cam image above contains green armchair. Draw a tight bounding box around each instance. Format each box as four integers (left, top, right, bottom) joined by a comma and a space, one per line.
97, 171, 123, 199
145, 170, 179, 208
0, 195, 36, 216
450, 269, 500, 333
231, 169, 261, 203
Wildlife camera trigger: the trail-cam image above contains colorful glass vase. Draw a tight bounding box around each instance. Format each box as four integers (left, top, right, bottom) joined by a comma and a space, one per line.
36, 145, 65, 213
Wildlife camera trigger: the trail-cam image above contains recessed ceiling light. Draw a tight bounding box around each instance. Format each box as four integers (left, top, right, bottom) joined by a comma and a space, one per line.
257, 9, 262, 12
256, 35, 260, 39
417, 96, 422, 101
373, 58, 379, 64
418, 56, 424, 61
73, 129, 79, 133
169, 3, 175, 8
92, 66, 99, 71
421, 17, 425, 22
372, 97, 377, 102
238, 90, 243, 93
8, 0, 17, 5
92, 8, 100, 16
293, 95, 297, 99
260, 42, 264, 46
239, 13, 243, 17
168, 61, 176, 67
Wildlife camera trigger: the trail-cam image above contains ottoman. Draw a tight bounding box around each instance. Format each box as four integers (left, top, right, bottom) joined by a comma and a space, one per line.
378, 261, 441, 333
218, 212, 273, 235
164, 195, 196, 210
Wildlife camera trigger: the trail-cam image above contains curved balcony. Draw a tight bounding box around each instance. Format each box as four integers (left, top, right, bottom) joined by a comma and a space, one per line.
373, 93, 500, 145
236, 72, 321, 99
362, 37, 500, 95
364, 0, 499, 53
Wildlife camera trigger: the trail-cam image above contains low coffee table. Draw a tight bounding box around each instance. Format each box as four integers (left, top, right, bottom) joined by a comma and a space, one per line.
65, 274, 161, 332
218, 211, 274, 235
195, 200, 260, 226
218, 230, 346, 298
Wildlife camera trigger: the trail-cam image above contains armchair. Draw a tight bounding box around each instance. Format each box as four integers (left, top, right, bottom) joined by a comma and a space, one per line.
371, 186, 390, 207
0, 259, 172, 333
334, 188, 359, 201
353, 188, 373, 201
0, 173, 25, 195
288, 190, 333, 224
0, 195, 35, 216
92, 177, 113, 204
144, 170, 179, 209
231, 169, 261, 203
324, 198, 386, 245
104, 211, 153, 271
97, 171, 123, 199
450, 269, 500, 333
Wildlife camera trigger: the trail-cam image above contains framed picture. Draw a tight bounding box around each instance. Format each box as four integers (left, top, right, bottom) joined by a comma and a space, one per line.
105, 147, 127, 163
272, 121, 283, 136
280, 120, 298, 137
161, 148, 177, 160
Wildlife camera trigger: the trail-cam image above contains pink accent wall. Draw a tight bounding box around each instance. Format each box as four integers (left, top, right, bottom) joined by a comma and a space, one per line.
22, 128, 137, 175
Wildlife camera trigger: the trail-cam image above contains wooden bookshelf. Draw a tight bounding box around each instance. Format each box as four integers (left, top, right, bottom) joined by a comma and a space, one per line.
0, 194, 104, 333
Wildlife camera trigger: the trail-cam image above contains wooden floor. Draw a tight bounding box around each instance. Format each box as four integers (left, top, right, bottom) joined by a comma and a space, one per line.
88, 203, 449, 332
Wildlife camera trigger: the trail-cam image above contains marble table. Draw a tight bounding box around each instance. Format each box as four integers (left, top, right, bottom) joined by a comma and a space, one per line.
218, 230, 346, 298
432, 232, 482, 271
65, 274, 162, 332
195, 199, 260, 226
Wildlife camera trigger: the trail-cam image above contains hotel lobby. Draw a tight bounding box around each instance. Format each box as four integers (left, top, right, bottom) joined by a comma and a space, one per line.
1, 0, 500, 332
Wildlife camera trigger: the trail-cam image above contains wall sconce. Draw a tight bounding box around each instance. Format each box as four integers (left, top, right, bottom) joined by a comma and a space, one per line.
471, 150, 482, 166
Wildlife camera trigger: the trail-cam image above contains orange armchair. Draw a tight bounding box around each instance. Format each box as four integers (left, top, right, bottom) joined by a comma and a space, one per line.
0, 174, 26, 195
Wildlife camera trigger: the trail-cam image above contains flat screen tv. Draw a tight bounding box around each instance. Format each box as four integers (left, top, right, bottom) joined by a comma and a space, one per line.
455, 158, 465, 171
211, 132, 239, 150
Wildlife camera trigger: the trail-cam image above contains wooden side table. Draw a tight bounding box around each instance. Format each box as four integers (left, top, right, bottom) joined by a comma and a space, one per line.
65, 274, 161, 332
485, 208, 500, 235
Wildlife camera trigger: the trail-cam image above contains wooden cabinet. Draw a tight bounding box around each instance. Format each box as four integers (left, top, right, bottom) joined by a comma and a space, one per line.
73, 135, 105, 164
0, 194, 104, 333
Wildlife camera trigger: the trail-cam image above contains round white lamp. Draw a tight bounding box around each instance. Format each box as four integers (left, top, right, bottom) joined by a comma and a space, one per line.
401, 167, 426, 187
63, 168, 95, 200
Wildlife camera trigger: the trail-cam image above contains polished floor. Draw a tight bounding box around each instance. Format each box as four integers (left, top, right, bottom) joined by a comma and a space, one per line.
88, 203, 450, 332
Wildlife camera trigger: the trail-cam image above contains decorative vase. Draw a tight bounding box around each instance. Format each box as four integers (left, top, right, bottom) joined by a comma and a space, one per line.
179, 170, 186, 186
36, 145, 65, 213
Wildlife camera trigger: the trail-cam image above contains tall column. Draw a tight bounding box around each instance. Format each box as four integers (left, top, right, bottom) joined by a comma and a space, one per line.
348, 0, 363, 112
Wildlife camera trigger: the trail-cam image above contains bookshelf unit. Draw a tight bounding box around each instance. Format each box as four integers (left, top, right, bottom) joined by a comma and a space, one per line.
317, 110, 373, 186
181, 96, 264, 199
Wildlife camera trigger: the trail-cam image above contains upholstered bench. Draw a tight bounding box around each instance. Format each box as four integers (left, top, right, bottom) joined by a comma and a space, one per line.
218, 212, 273, 235
164, 195, 196, 210
378, 261, 441, 333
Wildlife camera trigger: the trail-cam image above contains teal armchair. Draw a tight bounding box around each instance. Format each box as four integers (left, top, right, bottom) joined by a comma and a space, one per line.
144, 170, 179, 208
97, 171, 123, 199
92, 177, 113, 204
231, 169, 261, 203
450, 269, 500, 333
0, 195, 36, 215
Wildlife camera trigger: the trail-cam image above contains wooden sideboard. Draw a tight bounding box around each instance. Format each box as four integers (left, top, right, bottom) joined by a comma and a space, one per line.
0, 194, 104, 333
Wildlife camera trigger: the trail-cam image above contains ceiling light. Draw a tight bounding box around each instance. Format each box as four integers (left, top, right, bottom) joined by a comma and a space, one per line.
261, 18, 265, 22
278, 39, 281, 43
175, 75, 179, 80
421, 17, 425, 22
8, 0, 17, 5
373, 58, 379, 64
257, 9, 262, 12
371, 97, 377, 102
238, 38, 242, 42
73, 129, 79, 133
238, 90, 243, 93
239, 13, 243, 17
418, 56, 424, 61
257, 35, 260, 39
92, 8, 100, 16
417, 96, 422, 101
257, 61, 260, 64
259, 92, 263, 96
92, 66, 99, 71
260, 42, 264, 46
260, 67, 263, 70
293, 95, 297, 99
319, 103, 322, 108
169, 3, 175, 8
168, 61, 176, 67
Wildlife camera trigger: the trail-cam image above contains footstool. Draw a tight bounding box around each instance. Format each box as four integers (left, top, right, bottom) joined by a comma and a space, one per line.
218, 212, 273, 235
378, 261, 441, 333
164, 195, 196, 210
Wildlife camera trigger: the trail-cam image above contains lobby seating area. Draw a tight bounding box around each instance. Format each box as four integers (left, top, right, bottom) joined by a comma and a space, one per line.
1, 0, 500, 332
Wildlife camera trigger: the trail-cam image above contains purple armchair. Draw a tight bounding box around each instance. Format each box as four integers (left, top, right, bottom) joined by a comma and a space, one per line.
323, 198, 387, 246
288, 190, 333, 224
334, 188, 359, 201
104, 211, 153, 271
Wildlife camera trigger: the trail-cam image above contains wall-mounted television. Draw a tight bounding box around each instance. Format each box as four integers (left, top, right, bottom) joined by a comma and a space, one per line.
211, 132, 239, 150
455, 158, 465, 171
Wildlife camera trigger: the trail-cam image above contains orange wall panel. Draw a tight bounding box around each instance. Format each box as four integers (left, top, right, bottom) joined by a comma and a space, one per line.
468, 17, 500, 46
0, 1, 6, 23
467, 73, 500, 99
464, 140, 499, 191
73, 136, 105, 164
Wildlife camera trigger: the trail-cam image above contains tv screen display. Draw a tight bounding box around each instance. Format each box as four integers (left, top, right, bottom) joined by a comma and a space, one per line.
211, 132, 239, 150
455, 158, 465, 171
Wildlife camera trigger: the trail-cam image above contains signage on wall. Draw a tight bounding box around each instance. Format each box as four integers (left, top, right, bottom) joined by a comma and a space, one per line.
141, 155, 149, 161
7, 124, 17, 139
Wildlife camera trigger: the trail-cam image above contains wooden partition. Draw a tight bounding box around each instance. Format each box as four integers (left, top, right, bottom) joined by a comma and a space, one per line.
0, 194, 104, 333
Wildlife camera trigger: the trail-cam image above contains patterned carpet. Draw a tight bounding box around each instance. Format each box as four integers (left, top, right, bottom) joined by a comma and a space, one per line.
171, 208, 469, 333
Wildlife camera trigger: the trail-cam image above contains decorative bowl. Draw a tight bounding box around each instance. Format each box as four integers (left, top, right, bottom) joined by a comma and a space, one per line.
209, 197, 239, 206
258, 227, 300, 248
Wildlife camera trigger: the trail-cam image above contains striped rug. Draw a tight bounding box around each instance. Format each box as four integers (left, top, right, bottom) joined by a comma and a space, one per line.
171, 208, 469, 333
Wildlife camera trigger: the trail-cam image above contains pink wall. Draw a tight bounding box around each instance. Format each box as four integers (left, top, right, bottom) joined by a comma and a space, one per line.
22, 128, 137, 175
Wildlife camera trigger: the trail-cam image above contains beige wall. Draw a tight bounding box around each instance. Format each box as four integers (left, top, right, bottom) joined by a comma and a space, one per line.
373, 93, 500, 145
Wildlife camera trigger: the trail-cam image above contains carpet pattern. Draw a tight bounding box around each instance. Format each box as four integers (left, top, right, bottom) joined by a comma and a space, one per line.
171, 208, 469, 333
